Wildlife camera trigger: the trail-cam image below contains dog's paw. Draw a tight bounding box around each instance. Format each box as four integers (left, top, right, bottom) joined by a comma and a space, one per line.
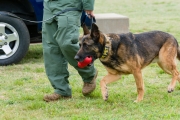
102, 86, 108, 101
168, 86, 174, 93
167, 88, 174, 93
134, 97, 143, 103
134, 99, 142, 103
103, 92, 108, 101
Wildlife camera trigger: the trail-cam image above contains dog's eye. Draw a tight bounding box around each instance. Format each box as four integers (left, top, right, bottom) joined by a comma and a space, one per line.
84, 43, 92, 47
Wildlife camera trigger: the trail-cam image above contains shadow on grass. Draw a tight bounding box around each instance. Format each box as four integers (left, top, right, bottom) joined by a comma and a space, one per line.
20, 43, 43, 64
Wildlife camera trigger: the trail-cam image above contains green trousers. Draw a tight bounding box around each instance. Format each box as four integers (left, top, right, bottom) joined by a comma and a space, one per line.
42, 1, 96, 96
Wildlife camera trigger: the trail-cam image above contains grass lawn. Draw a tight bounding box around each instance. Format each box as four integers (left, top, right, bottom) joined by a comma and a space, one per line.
1, 0, 180, 119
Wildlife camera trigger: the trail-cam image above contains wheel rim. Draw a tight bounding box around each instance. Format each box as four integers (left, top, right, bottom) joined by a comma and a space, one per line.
0, 22, 19, 59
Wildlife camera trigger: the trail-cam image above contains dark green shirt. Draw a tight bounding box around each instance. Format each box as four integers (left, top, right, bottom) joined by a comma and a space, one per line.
44, 0, 95, 11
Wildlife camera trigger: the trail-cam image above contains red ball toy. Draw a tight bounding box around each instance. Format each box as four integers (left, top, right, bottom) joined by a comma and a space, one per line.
78, 56, 92, 68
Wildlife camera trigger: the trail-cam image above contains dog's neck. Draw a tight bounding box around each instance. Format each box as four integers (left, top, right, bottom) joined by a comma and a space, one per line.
100, 34, 110, 59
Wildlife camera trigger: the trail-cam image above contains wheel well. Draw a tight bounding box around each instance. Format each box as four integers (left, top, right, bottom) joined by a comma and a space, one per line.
0, 0, 34, 17
0, 0, 41, 41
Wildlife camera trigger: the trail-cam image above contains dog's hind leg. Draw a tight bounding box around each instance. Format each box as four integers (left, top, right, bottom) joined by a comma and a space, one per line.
157, 42, 180, 93
100, 73, 121, 101
157, 60, 179, 93
158, 61, 179, 93
168, 71, 179, 93
132, 69, 144, 102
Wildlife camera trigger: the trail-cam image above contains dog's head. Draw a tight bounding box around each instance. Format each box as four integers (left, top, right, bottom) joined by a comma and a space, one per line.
74, 23, 105, 65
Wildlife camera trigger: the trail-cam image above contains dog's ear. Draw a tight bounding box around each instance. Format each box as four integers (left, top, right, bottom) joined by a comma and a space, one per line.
90, 23, 100, 40
82, 23, 90, 35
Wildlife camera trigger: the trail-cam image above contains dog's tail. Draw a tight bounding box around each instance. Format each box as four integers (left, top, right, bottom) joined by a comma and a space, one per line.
177, 47, 180, 61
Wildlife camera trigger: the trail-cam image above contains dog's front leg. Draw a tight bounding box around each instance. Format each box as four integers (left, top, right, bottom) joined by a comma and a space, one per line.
133, 69, 144, 102
100, 73, 121, 101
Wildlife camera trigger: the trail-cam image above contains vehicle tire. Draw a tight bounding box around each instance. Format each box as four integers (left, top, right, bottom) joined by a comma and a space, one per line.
0, 12, 30, 65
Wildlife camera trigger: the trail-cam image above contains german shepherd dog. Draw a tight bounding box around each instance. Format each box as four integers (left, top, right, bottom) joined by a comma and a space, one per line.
74, 23, 180, 102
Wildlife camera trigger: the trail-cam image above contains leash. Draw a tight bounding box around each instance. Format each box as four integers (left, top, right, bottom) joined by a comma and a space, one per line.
90, 14, 96, 29
81, 12, 96, 30
0, 8, 81, 23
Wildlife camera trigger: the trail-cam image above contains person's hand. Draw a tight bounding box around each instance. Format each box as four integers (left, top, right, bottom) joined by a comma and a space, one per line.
85, 10, 95, 18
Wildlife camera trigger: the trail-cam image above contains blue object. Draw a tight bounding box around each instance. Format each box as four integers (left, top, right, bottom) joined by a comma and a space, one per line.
28, 0, 44, 31
81, 11, 96, 29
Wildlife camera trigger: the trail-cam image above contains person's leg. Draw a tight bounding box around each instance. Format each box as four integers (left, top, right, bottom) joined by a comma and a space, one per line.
42, 2, 72, 102
56, 16, 96, 80
54, 15, 98, 95
46, 0, 97, 83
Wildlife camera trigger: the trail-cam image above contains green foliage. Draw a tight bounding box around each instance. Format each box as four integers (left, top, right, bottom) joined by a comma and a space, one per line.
1, 0, 180, 119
